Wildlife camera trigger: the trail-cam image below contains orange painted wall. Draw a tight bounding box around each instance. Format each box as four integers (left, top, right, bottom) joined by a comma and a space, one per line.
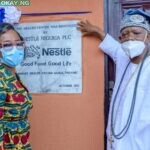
18, 0, 104, 150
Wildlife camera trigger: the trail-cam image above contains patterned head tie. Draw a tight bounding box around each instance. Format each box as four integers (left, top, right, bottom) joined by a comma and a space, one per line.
120, 9, 150, 32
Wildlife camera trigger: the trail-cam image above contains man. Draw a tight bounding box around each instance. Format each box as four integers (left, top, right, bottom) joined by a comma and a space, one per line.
77, 9, 150, 150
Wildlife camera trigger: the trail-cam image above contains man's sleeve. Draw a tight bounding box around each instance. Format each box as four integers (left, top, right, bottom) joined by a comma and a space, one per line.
99, 34, 122, 63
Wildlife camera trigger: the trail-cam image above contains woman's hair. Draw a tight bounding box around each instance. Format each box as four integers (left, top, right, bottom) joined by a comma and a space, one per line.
0, 22, 24, 41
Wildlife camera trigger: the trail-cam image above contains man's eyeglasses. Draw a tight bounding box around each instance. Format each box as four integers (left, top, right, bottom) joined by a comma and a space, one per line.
0, 41, 25, 51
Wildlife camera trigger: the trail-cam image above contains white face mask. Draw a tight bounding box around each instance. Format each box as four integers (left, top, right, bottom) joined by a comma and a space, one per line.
121, 30, 148, 59
121, 40, 145, 59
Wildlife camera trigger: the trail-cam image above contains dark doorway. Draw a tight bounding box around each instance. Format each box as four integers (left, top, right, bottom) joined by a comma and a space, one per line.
103, 0, 150, 150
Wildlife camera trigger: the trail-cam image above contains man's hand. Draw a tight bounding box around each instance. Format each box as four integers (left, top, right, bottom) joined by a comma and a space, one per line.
77, 20, 105, 41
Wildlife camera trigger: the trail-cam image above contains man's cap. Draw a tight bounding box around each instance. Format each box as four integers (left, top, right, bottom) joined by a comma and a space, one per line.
120, 9, 150, 32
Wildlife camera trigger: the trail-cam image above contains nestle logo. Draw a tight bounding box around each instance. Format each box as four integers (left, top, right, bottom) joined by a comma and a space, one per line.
0, 0, 30, 6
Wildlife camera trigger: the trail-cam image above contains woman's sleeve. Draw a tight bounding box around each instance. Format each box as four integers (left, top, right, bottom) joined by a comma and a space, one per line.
0, 78, 7, 148
99, 34, 123, 63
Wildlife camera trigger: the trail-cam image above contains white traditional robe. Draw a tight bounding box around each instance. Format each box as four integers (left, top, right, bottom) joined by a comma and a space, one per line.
99, 34, 150, 150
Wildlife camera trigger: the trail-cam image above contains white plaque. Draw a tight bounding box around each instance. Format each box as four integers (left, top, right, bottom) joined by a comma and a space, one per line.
16, 20, 82, 93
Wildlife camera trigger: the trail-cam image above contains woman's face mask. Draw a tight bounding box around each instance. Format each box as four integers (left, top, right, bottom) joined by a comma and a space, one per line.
0, 29, 25, 68
0, 45, 24, 67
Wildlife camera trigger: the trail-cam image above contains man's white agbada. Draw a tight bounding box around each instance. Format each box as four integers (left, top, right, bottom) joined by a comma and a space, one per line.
100, 34, 150, 150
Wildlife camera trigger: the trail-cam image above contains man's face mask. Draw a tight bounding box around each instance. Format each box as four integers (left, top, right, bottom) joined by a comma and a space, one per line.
0, 41, 25, 67
121, 31, 147, 59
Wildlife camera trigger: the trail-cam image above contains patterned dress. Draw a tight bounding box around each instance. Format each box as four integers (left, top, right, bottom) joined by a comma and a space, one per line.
0, 64, 32, 150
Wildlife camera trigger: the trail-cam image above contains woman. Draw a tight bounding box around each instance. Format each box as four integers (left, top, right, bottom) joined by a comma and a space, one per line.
0, 23, 32, 150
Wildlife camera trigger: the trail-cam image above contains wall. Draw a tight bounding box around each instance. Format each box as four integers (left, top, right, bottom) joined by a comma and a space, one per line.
18, 0, 104, 149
